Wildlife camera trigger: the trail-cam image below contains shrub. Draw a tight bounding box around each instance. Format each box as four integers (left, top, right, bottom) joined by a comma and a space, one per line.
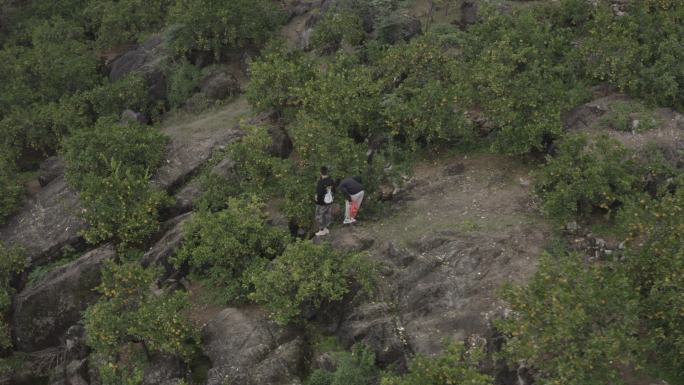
306, 345, 378, 385
84, 260, 200, 385
580, 2, 684, 110
24, 17, 100, 103
84, 74, 161, 122
249, 240, 374, 325
310, 10, 365, 52
62, 118, 168, 189
173, 196, 289, 302
168, 0, 284, 60
0, 242, 27, 350
246, 43, 316, 115
618, 187, 684, 381
298, 53, 383, 141
458, 5, 589, 154
598, 100, 661, 132
497, 252, 640, 385
228, 125, 290, 198
534, 134, 639, 223
0, 159, 23, 225
168, 61, 202, 109
85, 0, 174, 48
78, 162, 172, 250
380, 341, 492, 385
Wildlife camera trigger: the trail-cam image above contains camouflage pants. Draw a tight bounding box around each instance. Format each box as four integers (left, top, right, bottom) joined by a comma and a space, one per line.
315, 204, 332, 229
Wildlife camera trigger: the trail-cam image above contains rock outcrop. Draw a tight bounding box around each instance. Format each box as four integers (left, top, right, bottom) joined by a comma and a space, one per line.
153, 97, 248, 190
142, 212, 193, 277
109, 34, 170, 103
12, 245, 115, 352
0, 175, 85, 267
203, 307, 307, 385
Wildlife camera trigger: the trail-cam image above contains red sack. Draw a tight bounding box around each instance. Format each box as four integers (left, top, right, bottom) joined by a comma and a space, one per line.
350, 200, 359, 219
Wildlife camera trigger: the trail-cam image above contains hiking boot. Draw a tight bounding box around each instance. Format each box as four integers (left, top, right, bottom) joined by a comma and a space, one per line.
343, 219, 353, 225
315, 229, 328, 236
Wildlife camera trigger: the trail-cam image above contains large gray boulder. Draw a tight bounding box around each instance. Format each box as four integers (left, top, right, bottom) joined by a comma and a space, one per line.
142, 355, 185, 385
12, 245, 115, 352
200, 68, 240, 101
0, 175, 85, 267
203, 307, 307, 385
142, 212, 193, 277
109, 34, 170, 103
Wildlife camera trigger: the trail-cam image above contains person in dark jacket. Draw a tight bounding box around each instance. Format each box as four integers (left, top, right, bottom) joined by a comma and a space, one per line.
338, 176, 364, 224
314, 166, 335, 236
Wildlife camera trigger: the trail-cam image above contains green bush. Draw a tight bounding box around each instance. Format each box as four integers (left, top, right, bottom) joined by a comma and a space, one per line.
78, 162, 172, 250
168, 0, 284, 60
306, 345, 378, 385
85, 0, 174, 48
598, 100, 661, 132
168, 61, 202, 109
618, 187, 684, 382
173, 196, 289, 302
381, 341, 492, 385
246, 43, 316, 115
497, 252, 640, 385
298, 53, 383, 141
0, 242, 27, 350
310, 10, 365, 52
62, 118, 168, 189
84, 74, 162, 122
534, 134, 639, 223
458, 4, 589, 154
0, 159, 23, 225
249, 240, 374, 325
228, 125, 291, 198
580, 2, 684, 110
84, 259, 200, 385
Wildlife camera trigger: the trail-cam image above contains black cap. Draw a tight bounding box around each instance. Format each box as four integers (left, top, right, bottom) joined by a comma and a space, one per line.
320, 166, 329, 176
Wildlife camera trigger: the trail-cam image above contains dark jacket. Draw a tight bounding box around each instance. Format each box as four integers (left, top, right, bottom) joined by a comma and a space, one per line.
316, 176, 336, 205
338, 176, 363, 201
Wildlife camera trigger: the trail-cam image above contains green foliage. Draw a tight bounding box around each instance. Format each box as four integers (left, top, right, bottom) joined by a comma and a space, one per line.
381, 342, 492, 385
168, 0, 284, 60
581, 1, 684, 109
0, 17, 100, 161
376, 36, 472, 148
534, 134, 639, 223
598, 100, 661, 132
619, 187, 684, 381
0, 242, 27, 350
497, 252, 640, 385
458, 5, 590, 154
249, 240, 374, 325
246, 43, 315, 115
84, 74, 160, 122
0, 159, 23, 225
168, 61, 202, 108
298, 53, 383, 141
310, 10, 365, 52
85, 259, 200, 385
85, 0, 174, 48
228, 125, 290, 198
306, 345, 379, 385
0, 18, 95, 116
173, 196, 289, 302
62, 118, 168, 189
78, 162, 172, 250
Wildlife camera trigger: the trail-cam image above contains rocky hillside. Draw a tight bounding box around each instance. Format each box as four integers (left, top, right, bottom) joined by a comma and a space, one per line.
1, 1, 682, 385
